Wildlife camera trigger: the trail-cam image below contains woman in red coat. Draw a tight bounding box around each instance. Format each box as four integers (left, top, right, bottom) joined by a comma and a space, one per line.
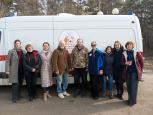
121, 41, 143, 106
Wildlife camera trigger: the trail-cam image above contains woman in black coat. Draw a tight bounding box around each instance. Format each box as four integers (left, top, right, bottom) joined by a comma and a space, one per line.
23, 44, 42, 101
113, 41, 124, 100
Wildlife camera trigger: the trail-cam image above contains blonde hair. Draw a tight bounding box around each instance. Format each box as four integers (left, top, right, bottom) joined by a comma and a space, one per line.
25, 44, 33, 50
114, 41, 121, 45
91, 41, 97, 45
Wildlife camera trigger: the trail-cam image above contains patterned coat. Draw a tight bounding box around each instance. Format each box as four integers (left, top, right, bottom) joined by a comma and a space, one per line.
40, 50, 53, 88
5, 48, 25, 83
71, 45, 88, 68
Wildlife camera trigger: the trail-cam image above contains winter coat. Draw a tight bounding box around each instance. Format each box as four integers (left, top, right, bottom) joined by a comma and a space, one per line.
5, 48, 25, 83
103, 53, 114, 75
113, 47, 124, 72
52, 47, 71, 75
121, 50, 144, 81
88, 49, 104, 75
23, 50, 42, 77
71, 45, 88, 68
40, 50, 53, 87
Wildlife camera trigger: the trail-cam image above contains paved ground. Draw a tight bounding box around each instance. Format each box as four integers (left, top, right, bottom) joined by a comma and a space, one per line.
0, 72, 153, 115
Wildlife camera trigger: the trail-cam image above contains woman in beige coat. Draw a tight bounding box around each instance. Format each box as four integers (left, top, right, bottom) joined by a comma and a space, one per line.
40, 42, 53, 101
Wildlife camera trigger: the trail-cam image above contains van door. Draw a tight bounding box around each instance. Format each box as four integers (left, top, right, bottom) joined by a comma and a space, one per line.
0, 29, 7, 79
0, 29, 5, 61
0, 29, 2, 46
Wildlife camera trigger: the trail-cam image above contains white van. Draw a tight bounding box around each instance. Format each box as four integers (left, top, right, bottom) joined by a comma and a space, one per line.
0, 15, 143, 85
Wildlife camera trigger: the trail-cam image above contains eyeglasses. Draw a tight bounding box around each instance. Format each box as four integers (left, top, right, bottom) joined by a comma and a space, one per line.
91, 44, 96, 46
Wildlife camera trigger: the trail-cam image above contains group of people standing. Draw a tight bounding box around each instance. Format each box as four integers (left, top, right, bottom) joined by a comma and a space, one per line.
5, 39, 143, 106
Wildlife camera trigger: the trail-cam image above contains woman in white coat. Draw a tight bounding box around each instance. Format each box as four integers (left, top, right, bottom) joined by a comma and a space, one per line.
40, 42, 53, 101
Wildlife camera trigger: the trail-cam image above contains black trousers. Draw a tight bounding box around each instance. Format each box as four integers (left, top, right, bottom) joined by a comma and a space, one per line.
90, 75, 99, 98
11, 71, 24, 102
12, 83, 18, 102
73, 68, 87, 95
126, 72, 138, 105
18, 70, 24, 98
25, 72, 37, 98
114, 71, 124, 96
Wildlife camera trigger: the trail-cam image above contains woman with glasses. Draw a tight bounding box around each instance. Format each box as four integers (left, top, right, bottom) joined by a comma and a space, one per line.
40, 42, 53, 101
88, 41, 104, 100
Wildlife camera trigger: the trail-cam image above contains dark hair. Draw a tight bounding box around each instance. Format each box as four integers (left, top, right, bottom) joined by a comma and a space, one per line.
14, 39, 21, 45
43, 42, 50, 46
125, 41, 134, 48
105, 46, 113, 53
